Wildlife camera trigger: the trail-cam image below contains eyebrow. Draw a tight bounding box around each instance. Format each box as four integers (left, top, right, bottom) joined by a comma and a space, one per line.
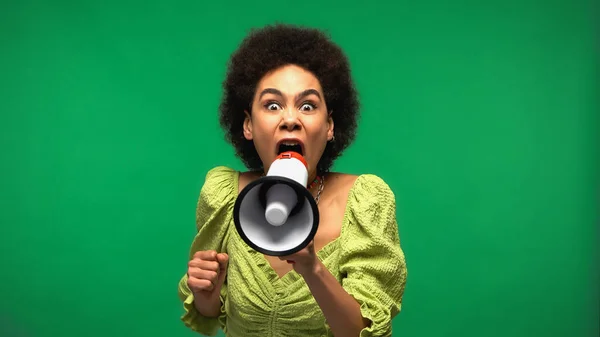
258, 88, 322, 102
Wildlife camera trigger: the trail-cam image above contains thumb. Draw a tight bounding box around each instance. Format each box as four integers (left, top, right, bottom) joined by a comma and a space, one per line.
216, 253, 229, 282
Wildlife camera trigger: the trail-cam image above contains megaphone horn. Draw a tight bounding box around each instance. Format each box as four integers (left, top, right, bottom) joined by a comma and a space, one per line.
233, 151, 319, 256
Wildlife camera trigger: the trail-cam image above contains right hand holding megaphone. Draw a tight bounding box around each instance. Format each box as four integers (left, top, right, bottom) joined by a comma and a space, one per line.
187, 250, 229, 316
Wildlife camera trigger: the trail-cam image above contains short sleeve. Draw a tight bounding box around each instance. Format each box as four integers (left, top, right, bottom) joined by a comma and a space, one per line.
177, 166, 238, 336
338, 174, 408, 337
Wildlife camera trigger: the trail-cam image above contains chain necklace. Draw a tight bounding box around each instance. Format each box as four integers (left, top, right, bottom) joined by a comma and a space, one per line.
313, 174, 325, 205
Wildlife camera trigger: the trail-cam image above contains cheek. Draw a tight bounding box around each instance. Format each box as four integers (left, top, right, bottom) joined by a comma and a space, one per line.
305, 124, 329, 154
250, 118, 277, 152
307, 118, 330, 138
312, 137, 328, 156
252, 121, 273, 140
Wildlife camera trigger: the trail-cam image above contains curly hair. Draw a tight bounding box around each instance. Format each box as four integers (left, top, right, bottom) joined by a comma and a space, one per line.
218, 23, 360, 173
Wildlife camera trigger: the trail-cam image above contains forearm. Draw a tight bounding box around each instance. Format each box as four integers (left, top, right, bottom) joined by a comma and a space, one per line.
192, 292, 222, 318
303, 261, 369, 336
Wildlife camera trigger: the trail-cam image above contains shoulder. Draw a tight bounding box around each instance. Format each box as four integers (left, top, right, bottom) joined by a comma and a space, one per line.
337, 173, 400, 244
200, 166, 270, 200
327, 171, 395, 202
196, 166, 240, 211
203, 165, 238, 183
324, 172, 359, 198
193, 167, 240, 239
338, 172, 398, 224
352, 173, 395, 200
237, 170, 263, 193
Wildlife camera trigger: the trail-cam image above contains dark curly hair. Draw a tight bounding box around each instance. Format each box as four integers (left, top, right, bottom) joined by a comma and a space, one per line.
218, 23, 360, 173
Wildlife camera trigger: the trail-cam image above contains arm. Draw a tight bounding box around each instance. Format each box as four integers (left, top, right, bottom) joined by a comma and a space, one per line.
187, 251, 230, 318
302, 259, 370, 336
192, 287, 222, 318
193, 293, 221, 318
177, 166, 237, 335
336, 174, 407, 337
279, 174, 407, 336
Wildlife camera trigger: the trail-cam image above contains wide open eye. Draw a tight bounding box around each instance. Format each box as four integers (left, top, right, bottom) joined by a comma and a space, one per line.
299, 103, 316, 112
265, 102, 282, 111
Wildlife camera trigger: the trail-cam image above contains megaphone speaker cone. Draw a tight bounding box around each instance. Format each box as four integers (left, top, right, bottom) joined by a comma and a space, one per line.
264, 183, 298, 226
233, 153, 319, 256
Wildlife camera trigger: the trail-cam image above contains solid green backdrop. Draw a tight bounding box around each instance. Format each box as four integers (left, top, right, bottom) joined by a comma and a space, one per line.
0, 0, 597, 336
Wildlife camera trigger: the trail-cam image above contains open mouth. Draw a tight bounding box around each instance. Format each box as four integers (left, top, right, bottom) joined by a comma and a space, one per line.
277, 140, 304, 156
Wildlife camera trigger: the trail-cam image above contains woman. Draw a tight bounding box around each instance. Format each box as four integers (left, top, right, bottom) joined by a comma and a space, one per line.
177, 23, 407, 337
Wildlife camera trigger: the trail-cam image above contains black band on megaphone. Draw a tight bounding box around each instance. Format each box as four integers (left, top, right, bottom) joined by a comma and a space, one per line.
233, 175, 319, 256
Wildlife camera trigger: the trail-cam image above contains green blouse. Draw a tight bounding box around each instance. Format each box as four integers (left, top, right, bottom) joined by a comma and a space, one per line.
177, 166, 407, 337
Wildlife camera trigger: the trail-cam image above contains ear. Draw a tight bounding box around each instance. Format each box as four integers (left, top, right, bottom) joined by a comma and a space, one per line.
243, 110, 253, 140
327, 111, 334, 141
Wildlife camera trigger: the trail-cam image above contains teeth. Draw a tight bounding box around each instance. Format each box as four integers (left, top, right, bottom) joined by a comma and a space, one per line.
278, 141, 303, 155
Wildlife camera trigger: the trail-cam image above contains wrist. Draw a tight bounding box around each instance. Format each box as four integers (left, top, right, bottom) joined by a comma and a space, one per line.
301, 259, 326, 284
192, 290, 222, 317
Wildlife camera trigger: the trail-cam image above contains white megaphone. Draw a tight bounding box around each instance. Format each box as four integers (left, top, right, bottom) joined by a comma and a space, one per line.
233, 151, 319, 256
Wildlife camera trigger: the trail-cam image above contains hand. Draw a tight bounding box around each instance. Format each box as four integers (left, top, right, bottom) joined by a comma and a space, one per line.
278, 240, 321, 277
187, 250, 229, 303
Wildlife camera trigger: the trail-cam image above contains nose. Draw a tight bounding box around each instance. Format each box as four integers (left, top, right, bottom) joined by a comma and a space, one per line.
279, 108, 301, 131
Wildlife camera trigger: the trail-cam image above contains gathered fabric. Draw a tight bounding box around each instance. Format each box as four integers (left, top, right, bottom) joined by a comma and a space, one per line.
178, 166, 407, 337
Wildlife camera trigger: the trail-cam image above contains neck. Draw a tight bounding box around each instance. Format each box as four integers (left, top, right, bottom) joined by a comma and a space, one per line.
307, 171, 323, 190
308, 171, 317, 183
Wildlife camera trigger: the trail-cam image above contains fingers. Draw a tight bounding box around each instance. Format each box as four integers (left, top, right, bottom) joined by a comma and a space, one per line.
277, 255, 296, 264
188, 262, 220, 287
188, 258, 220, 272
276, 241, 313, 262
216, 253, 229, 269
190, 250, 224, 271
187, 250, 229, 293
189, 265, 219, 279
194, 250, 218, 261
188, 277, 216, 292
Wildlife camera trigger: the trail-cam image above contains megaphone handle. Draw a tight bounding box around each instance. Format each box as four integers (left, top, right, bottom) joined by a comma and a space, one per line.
258, 182, 305, 217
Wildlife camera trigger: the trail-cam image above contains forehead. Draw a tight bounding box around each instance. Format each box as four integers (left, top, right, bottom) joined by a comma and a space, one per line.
256, 64, 323, 94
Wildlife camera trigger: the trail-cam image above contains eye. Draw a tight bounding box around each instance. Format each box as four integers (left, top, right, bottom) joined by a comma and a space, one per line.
299, 103, 316, 112
264, 102, 282, 111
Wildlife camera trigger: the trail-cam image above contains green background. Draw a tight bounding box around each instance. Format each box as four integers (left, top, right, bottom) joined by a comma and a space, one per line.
1, 0, 597, 336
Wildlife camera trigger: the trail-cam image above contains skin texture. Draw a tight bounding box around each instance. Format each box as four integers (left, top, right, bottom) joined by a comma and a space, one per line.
242, 64, 334, 183
187, 250, 228, 317
217, 23, 359, 173
187, 64, 370, 336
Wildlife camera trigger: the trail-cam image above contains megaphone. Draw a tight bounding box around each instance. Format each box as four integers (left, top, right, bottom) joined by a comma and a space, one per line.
233, 151, 319, 256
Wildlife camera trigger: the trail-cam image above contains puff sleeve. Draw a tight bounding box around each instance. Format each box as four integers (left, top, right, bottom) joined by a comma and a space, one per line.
337, 174, 408, 337
177, 166, 238, 336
